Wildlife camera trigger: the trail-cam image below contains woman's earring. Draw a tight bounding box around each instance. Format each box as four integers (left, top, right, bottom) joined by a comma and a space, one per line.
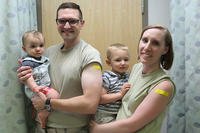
161, 55, 166, 67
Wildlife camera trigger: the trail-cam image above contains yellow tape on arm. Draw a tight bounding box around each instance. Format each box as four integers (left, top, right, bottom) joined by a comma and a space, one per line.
155, 89, 169, 97
92, 64, 101, 70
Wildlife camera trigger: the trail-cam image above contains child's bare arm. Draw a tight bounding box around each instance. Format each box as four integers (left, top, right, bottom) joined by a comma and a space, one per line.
25, 76, 40, 92
99, 83, 131, 104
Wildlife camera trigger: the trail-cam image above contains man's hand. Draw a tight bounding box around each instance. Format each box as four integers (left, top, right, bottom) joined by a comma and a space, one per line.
17, 66, 32, 83
31, 92, 47, 111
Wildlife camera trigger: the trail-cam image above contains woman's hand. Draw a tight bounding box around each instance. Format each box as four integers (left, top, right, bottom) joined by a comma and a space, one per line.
90, 121, 98, 133
90, 120, 100, 133
31, 92, 47, 111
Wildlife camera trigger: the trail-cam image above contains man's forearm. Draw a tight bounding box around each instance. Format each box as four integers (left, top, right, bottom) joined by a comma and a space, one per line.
51, 95, 99, 114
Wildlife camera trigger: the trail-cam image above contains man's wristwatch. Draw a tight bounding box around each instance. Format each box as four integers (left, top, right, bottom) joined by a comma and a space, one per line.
45, 98, 52, 112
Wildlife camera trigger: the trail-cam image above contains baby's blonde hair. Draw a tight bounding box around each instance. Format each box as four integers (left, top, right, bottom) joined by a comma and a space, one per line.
22, 30, 44, 46
106, 43, 129, 60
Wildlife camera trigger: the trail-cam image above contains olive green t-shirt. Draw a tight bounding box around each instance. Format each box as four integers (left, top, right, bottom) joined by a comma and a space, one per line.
117, 63, 175, 133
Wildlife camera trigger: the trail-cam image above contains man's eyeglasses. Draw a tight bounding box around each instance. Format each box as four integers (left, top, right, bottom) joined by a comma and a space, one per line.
56, 18, 80, 26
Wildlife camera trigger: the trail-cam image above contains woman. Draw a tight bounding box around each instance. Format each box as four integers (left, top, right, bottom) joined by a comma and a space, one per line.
90, 25, 175, 133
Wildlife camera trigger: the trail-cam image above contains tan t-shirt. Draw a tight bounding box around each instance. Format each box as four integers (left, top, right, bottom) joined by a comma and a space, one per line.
45, 40, 102, 128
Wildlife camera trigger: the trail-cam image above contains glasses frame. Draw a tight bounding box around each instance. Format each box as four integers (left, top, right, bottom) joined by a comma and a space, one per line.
56, 18, 80, 26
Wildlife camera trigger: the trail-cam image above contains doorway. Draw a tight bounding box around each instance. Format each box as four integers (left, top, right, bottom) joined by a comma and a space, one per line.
37, 0, 143, 70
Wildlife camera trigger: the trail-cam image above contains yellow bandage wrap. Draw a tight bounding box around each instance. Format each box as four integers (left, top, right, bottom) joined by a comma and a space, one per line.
155, 89, 169, 97
93, 64, 101, 70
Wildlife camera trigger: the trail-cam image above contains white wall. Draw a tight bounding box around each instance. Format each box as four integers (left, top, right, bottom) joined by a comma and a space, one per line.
148, 1, 170, 133
148, 0, 170, 28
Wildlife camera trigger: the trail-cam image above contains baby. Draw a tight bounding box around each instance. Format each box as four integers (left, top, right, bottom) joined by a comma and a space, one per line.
21, 30, 59, 128
94, 43, 131, 124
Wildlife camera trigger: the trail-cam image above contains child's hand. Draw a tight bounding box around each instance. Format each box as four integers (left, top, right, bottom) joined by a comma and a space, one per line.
120, 83, 131, 96
18, 58, 22, 66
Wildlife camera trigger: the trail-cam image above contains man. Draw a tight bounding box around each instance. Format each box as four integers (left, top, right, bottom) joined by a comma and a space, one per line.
18, 2, 102, 133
